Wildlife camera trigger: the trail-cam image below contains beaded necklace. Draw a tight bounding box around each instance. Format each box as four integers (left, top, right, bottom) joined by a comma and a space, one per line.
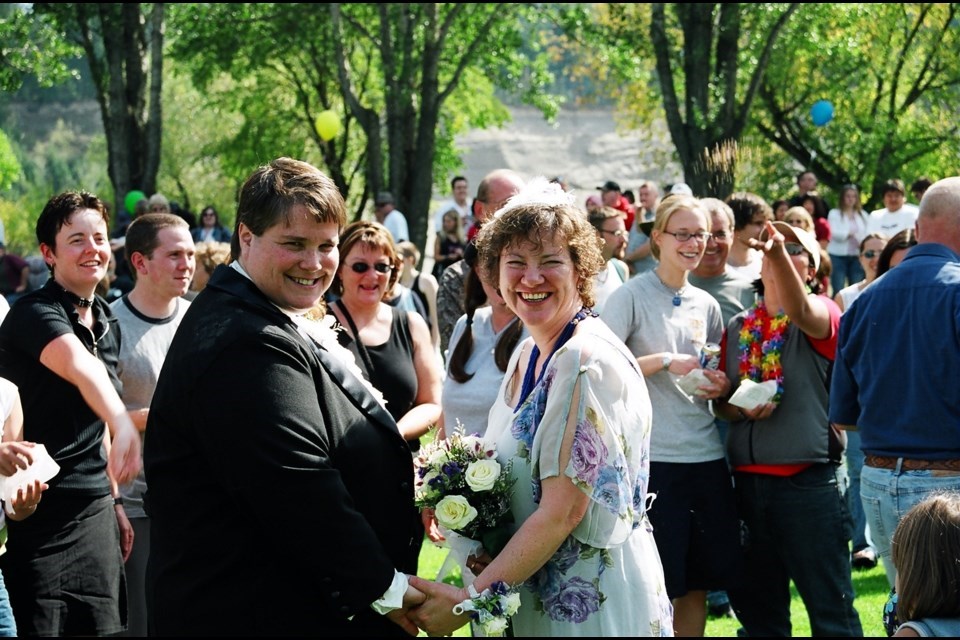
738, 299, 789, 404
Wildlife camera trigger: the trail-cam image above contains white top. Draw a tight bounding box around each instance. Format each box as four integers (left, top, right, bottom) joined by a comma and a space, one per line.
591, 260, 628, 314
383, 209, 410, 243
727, 249, 763, 282
866, 204, 919, 237
433, 199, 471, 234
827, 209, 868, 257
441, 308, 526, 437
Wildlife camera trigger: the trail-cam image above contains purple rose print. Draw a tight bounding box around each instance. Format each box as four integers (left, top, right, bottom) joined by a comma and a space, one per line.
571, 421, 607, 486
543, 577, 602, 623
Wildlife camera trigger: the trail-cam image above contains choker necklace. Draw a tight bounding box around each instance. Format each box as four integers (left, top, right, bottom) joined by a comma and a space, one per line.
61, 285, 94, 308
655, 272, 686, 307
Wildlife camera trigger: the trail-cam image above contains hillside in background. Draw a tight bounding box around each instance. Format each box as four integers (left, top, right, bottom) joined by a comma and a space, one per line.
453, 105, 681, 204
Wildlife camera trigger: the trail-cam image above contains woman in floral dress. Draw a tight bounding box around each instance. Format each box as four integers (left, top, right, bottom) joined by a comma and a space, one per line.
409, 178, 673, 636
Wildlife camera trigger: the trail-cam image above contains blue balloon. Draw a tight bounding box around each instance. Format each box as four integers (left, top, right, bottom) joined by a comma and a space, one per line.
811, 100, 834, 127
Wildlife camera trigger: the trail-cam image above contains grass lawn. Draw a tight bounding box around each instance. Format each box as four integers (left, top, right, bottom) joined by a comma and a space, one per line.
416, 538, 891, 637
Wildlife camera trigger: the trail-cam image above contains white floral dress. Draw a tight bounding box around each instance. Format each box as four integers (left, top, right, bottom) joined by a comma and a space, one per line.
485, 318, 673, 636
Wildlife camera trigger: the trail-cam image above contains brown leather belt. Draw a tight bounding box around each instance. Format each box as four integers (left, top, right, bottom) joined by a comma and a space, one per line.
865, 455, 960, 472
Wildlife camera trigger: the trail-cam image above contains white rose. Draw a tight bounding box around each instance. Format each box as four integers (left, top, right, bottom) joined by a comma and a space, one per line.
435, 495, 478, 530
465, 459, 501, 492
482, 617, 509, 636
501, 591, 521, 616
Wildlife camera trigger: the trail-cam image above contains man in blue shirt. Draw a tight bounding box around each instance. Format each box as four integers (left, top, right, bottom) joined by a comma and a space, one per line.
830, 176, 960, 589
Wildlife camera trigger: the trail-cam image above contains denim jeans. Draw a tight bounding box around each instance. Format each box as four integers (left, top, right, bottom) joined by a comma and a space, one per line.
0, 571, 16, 637
844, 431, 872, 553
728, 463, 863, 637
861, 463, 960, 588
830, 254, 865, 295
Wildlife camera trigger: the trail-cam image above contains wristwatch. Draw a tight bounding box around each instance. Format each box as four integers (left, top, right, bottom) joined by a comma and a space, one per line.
661, 354, 672, 371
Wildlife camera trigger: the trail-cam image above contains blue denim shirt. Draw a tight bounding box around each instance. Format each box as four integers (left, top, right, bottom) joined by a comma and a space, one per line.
830, 243, 960, 458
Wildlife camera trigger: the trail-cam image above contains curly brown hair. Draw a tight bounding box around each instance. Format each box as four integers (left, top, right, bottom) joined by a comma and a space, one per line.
475, 201, 604, 309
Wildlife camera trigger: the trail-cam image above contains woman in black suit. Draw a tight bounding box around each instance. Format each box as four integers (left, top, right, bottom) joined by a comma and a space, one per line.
144, 158, 423, 636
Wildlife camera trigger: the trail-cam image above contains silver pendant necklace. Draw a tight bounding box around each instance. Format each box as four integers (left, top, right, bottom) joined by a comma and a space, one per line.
655, 272, 685, 307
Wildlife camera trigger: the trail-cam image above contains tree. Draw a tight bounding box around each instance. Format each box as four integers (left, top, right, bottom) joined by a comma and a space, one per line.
169, 3, 560, 251
753, 3, 960, 208
0, 3, 80, 92
32, 3, 165, 214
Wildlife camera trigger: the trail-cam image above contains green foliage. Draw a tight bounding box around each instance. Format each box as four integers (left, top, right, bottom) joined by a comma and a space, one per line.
0, 129, 21, 191
754, 3, 960, 208
0, 4, 81, 92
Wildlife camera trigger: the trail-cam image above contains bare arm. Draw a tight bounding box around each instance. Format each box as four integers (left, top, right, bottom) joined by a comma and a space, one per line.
753, 221, 832, 339
408, 378, 591, 635
395, 311, 442, 442
39, 333, 141, 484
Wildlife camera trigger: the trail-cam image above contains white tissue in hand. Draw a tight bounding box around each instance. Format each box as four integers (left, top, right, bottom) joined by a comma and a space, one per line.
676, 368, 711, 397
728, 380, 779, 410
0, 444, 59, 504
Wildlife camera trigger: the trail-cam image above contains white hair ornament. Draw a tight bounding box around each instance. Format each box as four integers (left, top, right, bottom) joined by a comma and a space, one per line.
493, 176, 576, 218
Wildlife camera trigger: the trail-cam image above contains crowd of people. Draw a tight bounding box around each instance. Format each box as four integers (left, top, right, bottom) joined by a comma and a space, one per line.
0, 159, 956, 638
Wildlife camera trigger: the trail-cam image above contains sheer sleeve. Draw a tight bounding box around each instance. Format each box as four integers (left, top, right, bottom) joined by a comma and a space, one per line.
529, 329, 652, 548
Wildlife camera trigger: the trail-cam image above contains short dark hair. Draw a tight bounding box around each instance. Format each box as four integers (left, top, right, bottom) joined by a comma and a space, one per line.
36, 190, 109, 253
726, 192, 773, 230
125, 213, 190, 275
451, 176, 467, 190
232, 157, 347, 260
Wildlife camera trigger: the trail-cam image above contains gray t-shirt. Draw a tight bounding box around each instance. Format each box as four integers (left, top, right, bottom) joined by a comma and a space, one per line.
688, 266, 757, 327
601, 270, 725, 463
111, 295, 190, 518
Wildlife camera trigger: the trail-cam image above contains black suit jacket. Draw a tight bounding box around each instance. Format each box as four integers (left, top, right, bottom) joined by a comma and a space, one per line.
144, 265, 420, 636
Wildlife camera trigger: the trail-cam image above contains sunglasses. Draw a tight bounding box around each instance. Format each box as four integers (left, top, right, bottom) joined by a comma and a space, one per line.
861, 250, 880, 259
784, 242, 806, 256
349, 262, 393, 274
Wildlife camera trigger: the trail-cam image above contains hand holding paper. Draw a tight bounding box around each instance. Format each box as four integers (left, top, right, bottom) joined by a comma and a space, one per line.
728, 379, 779, 410
0, 443, 59, 506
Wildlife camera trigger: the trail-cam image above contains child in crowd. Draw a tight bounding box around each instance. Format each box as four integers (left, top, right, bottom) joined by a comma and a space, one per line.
885, 491, 960, 637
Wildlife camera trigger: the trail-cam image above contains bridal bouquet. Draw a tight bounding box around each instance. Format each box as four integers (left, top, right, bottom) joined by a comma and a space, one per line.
414, 423, 515, 555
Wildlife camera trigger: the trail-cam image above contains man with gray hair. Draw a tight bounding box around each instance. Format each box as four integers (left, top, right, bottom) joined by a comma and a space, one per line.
831, 176, 960, 588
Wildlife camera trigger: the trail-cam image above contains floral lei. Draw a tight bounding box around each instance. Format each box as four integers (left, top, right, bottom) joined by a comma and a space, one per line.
738, 299, 790, 404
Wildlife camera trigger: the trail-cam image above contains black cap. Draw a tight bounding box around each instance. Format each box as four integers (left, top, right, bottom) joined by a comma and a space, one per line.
597, 180, 621, 192
375, 191, 394, 206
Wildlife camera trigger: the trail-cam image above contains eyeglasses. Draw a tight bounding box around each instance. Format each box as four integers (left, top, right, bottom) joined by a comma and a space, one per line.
202, 212, 216, 218
784, 242, 806, 256
662, 230, 711, 243
349, 262, 393, 274
861, 250, 880, 259
706, 230, 729, 242
600, 229, 628, 239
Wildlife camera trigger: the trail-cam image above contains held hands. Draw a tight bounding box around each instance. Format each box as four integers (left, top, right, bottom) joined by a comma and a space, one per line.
405, 575, 471, 637
386, 582, 426, 636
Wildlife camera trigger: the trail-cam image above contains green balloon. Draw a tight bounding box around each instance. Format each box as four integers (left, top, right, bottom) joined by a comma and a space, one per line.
124, 190, 146, 213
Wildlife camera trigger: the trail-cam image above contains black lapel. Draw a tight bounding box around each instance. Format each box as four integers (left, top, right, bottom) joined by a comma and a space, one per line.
309, 339, 400, 435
